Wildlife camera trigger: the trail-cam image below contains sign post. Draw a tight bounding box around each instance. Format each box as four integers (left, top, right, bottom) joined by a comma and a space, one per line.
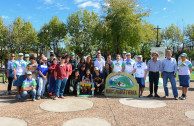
105, 73, 139, 98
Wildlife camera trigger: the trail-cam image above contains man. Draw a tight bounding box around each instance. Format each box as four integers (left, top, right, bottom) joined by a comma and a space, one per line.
6, 53, 15, 95
92, 50, 105, 62
47, 54, 54, 67
21, 71, 37, 102
69, 52, 78, 73
24, 54, 30, 64
13, 53, 27, 100
112, 54, 125, 73
120, 51, 127, 61
37, 57, 48, 100
132, 55, 148, 98
94, 53, 105, 74
93, 67, 105, 94
106, 54, 113, 66
57, 54, 62, 64
64, 55, 72, 95
124, 53, 135, 74
54, 56, 69, 100
161, 50, 178, 100
147, 52, 161, 97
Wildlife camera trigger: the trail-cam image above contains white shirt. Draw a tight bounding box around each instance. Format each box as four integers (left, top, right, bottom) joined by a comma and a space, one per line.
134, 62, 147, 78
14, 59, 27, 75
112, 60, 125, 72
124, 59, 135, 74
94, 59, 105, 73
178, 60, 192, 75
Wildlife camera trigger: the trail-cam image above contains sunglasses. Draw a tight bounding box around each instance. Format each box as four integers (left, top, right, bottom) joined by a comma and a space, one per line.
11, 56, 15, 57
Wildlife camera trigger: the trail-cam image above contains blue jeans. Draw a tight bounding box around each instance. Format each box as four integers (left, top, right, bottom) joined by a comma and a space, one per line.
163, 72, 178, 97
49, 77, 56, 93
55, 78, 67, 98
22, 90, 36, 99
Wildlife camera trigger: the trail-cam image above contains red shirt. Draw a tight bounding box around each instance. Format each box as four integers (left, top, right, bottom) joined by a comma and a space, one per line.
54, 64, 69, 80
49, 63, 57, 77
66, 63, 72, 77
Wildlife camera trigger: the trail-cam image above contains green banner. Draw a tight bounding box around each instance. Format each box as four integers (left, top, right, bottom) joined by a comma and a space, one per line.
105, 72, 139, 98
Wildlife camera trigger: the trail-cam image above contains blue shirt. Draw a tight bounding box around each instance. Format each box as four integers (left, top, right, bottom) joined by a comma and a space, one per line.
147, 59, 162, 72
7, 60, 15, 77
161, 58, 177, 73
38, 63, 48, 77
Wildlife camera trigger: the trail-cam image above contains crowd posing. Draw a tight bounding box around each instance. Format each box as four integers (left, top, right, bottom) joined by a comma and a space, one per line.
6, 50, 192, 102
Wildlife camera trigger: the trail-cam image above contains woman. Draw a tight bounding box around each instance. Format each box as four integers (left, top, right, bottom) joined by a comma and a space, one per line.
77, 57, 85, 69
178, 53, 192, 100
69, 70, 81, 94
85, 56, 94, 74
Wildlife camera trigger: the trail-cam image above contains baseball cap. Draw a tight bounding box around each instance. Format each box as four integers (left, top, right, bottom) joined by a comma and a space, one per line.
137, 55, 142, 58
71, 52, 75, 55
27, 71, 32, 75
25, 54, 29, 57
50, 50, 54, 53
122, 51, 127, 54
43, 57, 47, 60
126, 53, 131, 56
19, 53, 23, 56
181, 53, 187, 57
94, 67, 99, 71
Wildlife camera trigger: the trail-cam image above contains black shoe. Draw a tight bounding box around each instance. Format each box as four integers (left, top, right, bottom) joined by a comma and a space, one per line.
147, 94, 153, 97
154, 94, 160, 98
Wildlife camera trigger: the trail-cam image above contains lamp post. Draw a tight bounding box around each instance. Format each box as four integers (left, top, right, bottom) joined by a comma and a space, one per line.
153, 25, 161, 47
41, 29, 48, 54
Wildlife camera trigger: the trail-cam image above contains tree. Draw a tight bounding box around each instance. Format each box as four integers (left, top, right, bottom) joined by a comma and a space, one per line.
67, 9, 99, 57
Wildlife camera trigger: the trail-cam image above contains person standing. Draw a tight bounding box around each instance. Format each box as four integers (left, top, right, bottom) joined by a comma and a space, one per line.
111, 54, 125, 73
13, 53, 27, 100
6, 53, 15, 95
120, 51, 127, 61
85, 56, 94, 74
25, 56, 38, 81
24, 54, 30, 65
178, 53, 192, 100
37, 57, 48, 100
106, 54, 113, 66
147, 52, 161, 97
53, 56, 69, 100
161, 50, 178, 100
69, 52, 78, 73
124, 53, 135, 74
132, 55, 148, 98
92, 50, 105, 62
94, 53, 105, 74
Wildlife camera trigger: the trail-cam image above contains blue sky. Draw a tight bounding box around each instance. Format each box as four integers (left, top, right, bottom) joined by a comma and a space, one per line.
1, 0, 194, 31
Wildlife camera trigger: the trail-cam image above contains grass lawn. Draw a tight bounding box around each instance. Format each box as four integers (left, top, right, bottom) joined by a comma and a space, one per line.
176, 72, 194, 80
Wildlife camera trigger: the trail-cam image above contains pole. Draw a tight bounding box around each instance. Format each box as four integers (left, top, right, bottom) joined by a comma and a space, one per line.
153, 25, 161, 47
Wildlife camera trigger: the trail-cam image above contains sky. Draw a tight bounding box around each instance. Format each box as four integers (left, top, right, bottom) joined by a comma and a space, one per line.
0, 0, 194, 31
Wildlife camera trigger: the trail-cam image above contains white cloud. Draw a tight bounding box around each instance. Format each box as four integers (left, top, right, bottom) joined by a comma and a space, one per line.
56, 3, 70, 10
78, 1, 100, 9
44, 0, 53, 4
163, 8, 167, 10
168, 0, 171, 2
2, 16, 9, 19
74, 0, 87, 3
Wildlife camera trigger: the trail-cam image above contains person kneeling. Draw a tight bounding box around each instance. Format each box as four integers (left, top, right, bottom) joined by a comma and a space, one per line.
21, 71, 37, 102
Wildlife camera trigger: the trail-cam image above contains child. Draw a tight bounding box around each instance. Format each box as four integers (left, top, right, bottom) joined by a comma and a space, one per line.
82, 68, 93, 94
103, 63, 111, 80
21, 71, 37, 102
178, 53, 192, 100
132, 55, 148, 98
79, 64, 86, 79
49, 57, 58, 97
53, 56, 69, 100
69, 70, 80, 94
37, 57, 48, 100
93, 67, 105, 94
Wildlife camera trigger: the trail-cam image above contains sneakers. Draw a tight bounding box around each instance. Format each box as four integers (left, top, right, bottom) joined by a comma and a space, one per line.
163, 96, 168, 98
154, 94, 160, 98
48, 93, 52, 97
174, 97, 179, 100
60, 96, 65, 99
37, 95, 41, 100
53, 97, 58, 100
32, 98, 36, 101
179, 94, 186, 100
147, 94, 153, 97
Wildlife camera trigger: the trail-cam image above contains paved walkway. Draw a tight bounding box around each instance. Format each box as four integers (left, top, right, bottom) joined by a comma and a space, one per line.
0, 82, 194, 126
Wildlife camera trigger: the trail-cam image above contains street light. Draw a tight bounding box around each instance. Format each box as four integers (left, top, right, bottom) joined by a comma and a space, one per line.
41, 29, 48, 54
153, 25, 161, 47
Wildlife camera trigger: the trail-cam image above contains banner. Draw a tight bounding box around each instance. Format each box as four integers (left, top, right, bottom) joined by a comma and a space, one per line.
77, 81, 94, 97
105, 73, 139, 98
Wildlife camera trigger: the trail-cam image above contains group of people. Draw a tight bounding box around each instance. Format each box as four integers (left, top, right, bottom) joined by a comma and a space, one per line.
6, 50, 192, 102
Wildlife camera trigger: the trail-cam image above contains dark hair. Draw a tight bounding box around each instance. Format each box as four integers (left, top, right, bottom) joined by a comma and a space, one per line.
73, 70, 80, 81
30, 56, 36, 60
81, 64, 86, 68
105, 63, 111, 73
50, 54, 54, 57
85, 68, 92, 81
65, 55, 70, 59
80, 57, 85, 64
62, 56, 66, 59
57, 54, 62, 57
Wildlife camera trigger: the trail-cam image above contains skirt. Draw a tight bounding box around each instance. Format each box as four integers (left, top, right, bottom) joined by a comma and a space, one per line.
179, 75, 190, 87
13, 75, 25, 87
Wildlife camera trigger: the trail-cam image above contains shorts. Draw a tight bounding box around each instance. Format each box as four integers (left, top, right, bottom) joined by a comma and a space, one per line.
179, 75, 190, 87
135, 77, 145, 88
13, 75, 25, 87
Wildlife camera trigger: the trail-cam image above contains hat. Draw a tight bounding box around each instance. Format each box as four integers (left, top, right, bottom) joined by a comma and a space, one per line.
181, 53, 187, 57
126, 53, 131, 56
151, 52, 159, 56
122, 51, 127, 54
50, 50, 54, 53
43, 57, 47, 60
71, 52, 75, 55
18, 53, 23, 56
25, 54, 29, 57
27, 71, 32, 75
137, 55, 142, 58
94, 67, 99, 71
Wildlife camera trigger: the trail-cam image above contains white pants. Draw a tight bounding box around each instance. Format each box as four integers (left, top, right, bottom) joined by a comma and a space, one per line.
37, 77, 47, 96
